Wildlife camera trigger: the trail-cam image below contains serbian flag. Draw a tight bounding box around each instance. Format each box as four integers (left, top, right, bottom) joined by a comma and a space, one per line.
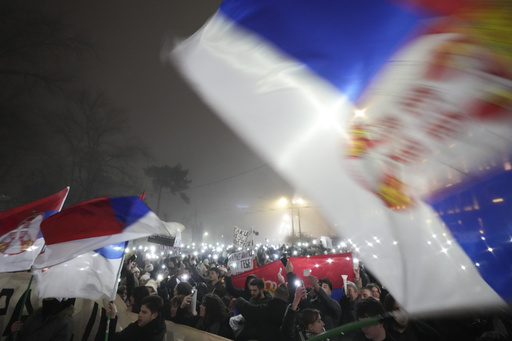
32, 242, 126, 300
171, 1, 512, 314
0, 187, 69, 272
32, 196, 168, 269
232, 253, 354, 301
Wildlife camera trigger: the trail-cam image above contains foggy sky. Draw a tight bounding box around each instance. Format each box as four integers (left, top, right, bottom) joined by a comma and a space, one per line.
51, 0, 337, 244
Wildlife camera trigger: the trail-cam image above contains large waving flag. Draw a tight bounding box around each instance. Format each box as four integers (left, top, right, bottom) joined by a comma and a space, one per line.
32, 196, 167, 269
32, 242, 126, 300
170, 1, 512, 314
232, 253, 354, 301
0, 188, 69, 272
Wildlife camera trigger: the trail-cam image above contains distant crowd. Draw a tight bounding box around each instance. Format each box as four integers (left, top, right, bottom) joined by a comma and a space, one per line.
8, 246, 512, 341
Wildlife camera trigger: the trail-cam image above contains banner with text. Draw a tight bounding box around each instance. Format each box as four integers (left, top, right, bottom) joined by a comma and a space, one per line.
228, 250, 254, 275
233, 226, 253, 248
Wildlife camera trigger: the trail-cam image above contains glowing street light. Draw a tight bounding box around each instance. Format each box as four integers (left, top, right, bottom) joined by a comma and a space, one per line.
279, 196, 307, 241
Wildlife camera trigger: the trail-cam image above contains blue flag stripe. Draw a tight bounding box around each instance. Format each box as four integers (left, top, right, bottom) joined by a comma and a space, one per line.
94, 241, 127, 259
430, 169, 512, 299
109, 196, 151, 228
219, 0, 430, 101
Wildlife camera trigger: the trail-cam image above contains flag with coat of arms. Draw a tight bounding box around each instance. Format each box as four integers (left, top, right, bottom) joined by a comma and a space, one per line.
0, 187, 69, 273
170, 0, 512, 314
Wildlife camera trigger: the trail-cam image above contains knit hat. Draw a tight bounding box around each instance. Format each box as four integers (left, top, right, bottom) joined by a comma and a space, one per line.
145, 279, 158, 293
144, 263, 154, 272
345, 281, 358, 292
140, 273, 151, 281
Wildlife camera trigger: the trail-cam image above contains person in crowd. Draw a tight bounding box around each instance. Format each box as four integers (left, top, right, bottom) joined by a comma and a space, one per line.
96, 295, 166, 341
187, 262, 228, 298
367, 283, 382, 301
121, 253, 139, 299
204, 267, 228, 298
128, 285, 150, 313
117, 285, 128, 303
218, 265, 228, 278
139, 273, 150, 286
281, 284, 328, 341
180, 267, 197, 287
339, 280, 359, 325
304, 276, 341, 340
170, 294, 199, 327
353, 264, 366, 289
256, 247, 267, 267
174, 281, 193, 297
383, 294, 441, 341
353, 297, 396, 341
359, 286, 374, 300
9, 298, 75, 341
169, 295, 185, 322
233, 283, 290, 341
166, 256, 181, 277
195, 293, 234, 339
145, 279, 158, 295
225, 267, 258, 300
144, 259, 155, 275
247, 278, 272, 304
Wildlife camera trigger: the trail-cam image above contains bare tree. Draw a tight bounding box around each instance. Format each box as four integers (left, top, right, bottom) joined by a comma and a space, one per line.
13, 90, 149, 206
0, 1, 89, 99
0, 1, 90, 204
144, 164, 192, 214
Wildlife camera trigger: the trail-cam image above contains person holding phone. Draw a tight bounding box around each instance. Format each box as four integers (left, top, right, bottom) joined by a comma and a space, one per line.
224, 267, 259, 300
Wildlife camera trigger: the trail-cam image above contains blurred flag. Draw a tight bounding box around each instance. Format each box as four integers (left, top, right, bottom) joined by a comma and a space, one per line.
33, 196, 167, 269
171, 0, 512, 313
0, 187, 69, 272
32, 242, 126, 300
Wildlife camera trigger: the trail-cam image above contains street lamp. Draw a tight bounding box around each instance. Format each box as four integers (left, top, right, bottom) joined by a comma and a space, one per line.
279, 196, 306, 242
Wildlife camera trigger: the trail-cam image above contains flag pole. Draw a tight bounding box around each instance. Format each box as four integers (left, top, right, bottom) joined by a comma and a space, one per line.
307, 314, 386, 341
105, 241, 130, 341
105, 313, 111, 341
13, 274, 34, 341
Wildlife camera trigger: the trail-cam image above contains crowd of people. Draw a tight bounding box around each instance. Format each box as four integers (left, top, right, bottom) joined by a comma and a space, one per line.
8, 243, 512, 341
104, 246, 511, 341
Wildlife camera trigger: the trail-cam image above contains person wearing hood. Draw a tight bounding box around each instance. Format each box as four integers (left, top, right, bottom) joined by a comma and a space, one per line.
225, 267, 258, 300
9, 298, 75, 341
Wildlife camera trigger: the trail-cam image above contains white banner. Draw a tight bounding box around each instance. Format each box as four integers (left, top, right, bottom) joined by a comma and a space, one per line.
233, 226, 253, 248
228, 250, 254, 275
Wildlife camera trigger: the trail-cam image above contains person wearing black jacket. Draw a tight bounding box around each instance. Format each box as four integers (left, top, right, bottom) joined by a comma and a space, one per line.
96, 295, 166, 341
234, 283, 290, 341
303, 276, 342, 341
225, 267, 258, 300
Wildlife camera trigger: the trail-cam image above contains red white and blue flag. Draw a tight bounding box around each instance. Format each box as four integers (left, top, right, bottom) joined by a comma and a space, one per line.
32, 196, 168, 300
0, 187, 69, 272
33, 196, 167, 268
33, 242, 127, 300
171, 1, 512, 314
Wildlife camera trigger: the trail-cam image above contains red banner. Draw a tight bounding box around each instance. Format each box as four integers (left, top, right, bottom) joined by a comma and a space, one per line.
231, 252, 355, 293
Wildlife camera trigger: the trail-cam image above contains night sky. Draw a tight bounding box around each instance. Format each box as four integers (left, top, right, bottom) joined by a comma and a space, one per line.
47, 0, 337, 244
